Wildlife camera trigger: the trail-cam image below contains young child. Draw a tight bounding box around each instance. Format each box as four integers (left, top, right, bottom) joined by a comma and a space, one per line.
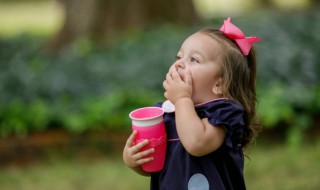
123, 17, 261, 190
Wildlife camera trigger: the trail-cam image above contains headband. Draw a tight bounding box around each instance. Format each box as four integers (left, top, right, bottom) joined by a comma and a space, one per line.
220, 17, 261, 56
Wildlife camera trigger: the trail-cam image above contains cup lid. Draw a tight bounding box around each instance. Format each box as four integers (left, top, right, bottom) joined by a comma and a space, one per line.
162, 100, 175, 113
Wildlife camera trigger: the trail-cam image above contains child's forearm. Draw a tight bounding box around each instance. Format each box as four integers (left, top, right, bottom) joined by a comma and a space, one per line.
174, 98, 207, 153
174, 98, 226, 156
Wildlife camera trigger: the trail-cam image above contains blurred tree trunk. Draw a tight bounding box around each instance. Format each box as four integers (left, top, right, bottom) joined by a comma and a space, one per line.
48, 0, 199, 52
256, 0, 274, 8
310, 0, 320, 5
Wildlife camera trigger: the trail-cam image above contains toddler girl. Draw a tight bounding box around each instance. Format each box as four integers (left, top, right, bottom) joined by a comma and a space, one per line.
123, 17, 261, 190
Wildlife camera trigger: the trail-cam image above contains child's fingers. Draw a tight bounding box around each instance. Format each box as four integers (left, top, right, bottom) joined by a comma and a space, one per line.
166, 72, 173, 82
134, 148, 155, 165
132, 147, 155, 160
167, 65, 179, 80
132, 139, 149, 153
125, 130, 137, 147
163, 80, 168, 90
170, 67, 182, 81
169, 64, 177, 73
137, 157, 154, 165
184, 70, 192, 85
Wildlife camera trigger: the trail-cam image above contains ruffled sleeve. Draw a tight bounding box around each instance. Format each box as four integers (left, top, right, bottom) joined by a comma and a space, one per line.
196, 100, 245, 149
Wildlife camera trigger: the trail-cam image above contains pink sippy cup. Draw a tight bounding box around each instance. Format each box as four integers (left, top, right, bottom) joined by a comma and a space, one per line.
129, 107, 167, 172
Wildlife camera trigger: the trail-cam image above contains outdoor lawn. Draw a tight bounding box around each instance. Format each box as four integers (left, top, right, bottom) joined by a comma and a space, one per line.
0, 139, 319, 190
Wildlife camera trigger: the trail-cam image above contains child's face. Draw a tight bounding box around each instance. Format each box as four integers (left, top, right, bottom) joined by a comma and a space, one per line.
172, 32, 223, 104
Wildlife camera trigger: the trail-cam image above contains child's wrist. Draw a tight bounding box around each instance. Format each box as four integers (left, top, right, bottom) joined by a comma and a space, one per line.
174, 97, 193, 106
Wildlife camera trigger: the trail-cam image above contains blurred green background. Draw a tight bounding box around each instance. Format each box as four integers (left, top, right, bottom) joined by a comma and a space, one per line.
0, 0, 319, 189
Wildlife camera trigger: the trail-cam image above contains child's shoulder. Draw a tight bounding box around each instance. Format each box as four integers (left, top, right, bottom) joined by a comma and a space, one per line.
196, 98, 243, 111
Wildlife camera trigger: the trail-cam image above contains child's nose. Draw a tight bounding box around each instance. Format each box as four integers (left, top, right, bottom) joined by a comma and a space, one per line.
175, 61, 185, 69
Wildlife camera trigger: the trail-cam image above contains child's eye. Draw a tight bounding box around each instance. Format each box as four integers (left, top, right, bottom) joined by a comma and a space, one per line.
175, 55, 181, 61
191, 57, 199, 63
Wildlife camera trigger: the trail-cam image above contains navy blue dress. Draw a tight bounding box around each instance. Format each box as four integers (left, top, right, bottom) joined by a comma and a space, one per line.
151, 99, 247, 190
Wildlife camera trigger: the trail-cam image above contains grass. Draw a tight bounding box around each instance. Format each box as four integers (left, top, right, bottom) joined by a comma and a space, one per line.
0, 156, 149, 190
244, 140, 320, 190
0, 140, 319, 190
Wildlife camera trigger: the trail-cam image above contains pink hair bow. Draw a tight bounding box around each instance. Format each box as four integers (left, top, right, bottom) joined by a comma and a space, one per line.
220, 17, 261, 56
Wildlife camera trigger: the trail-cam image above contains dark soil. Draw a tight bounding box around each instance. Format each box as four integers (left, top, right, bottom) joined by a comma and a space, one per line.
0, 122, 319, 168
0, 129, 130, 167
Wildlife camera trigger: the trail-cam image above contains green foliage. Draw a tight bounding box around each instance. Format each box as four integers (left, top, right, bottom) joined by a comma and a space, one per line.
59, 89, 163, 133
0, 26, 188, 136
249, 10, 320, 146
0, 10, 319, 141
0, 99, 49, 137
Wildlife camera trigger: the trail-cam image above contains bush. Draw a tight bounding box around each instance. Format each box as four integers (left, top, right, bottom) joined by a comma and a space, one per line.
0, 10, 319, 143
241, 10, 320, 147
0, 26, 189, 136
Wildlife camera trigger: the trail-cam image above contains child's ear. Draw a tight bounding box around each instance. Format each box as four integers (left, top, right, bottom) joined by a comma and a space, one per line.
212, 79, 223, 95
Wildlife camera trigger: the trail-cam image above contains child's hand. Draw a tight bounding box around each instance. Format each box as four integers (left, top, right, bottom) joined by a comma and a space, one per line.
163, 65, 193, 104
123, 131, 155, 169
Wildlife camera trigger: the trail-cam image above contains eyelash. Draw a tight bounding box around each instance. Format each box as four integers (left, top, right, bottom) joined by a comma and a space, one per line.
175, 56, 199, 63
191, 57, 199, 63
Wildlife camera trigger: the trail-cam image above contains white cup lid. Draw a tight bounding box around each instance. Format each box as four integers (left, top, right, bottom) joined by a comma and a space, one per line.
162, 100, 175, 113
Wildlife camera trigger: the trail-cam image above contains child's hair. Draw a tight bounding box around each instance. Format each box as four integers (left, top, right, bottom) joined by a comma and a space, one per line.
199, 28, 261, 149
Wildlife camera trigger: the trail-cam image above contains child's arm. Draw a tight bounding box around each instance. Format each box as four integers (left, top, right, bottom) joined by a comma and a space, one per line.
123, 131, 154, 176
174, 98, 226, 156
163, 65, 226, 156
